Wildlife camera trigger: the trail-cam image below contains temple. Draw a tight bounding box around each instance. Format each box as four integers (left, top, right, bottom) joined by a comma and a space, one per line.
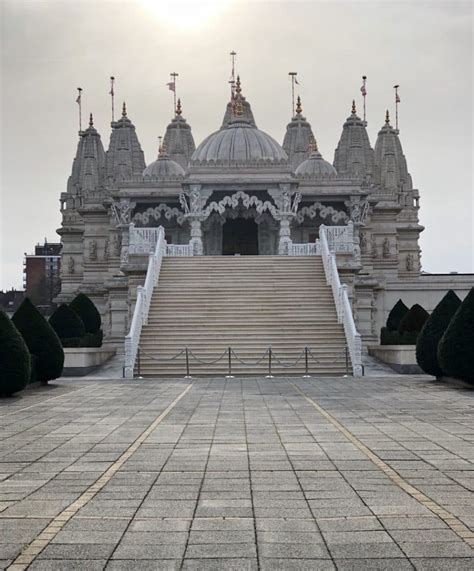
57, 74, 470, 362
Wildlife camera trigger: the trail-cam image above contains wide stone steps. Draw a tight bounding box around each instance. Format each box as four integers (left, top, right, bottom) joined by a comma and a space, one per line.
136, 256, 349, 376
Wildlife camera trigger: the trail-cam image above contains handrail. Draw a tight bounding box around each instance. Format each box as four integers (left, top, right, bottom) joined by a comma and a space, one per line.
319, 224, 363, 377
124, 225, 166, 378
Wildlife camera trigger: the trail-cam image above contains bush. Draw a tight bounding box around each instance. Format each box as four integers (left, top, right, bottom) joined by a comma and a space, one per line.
386, 299, 409, 331
0, 310, 31, 396
416, 290, 461, 378
438, 288, 474, 383
399, 304, 429, 334
49, 304, 86, 340
381, 327, 418, 346
70, 293, 101, 334
12, 298, 64, 383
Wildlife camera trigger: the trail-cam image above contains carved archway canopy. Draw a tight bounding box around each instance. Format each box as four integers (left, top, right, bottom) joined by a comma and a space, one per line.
133, 203, 186, 226
295, 201, 349, 225
202, 190, 279, 220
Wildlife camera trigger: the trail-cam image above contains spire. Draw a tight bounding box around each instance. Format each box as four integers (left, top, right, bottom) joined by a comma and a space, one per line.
67, 119, 106, 196
162, 102, 196, 170
374, 112, 412, 193
221, 74, 256, 128
333, 100, 374, 179
105, 104, 146, 182
282, 95, 317, 170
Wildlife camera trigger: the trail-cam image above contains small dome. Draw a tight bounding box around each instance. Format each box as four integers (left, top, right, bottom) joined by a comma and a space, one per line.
143, 148, 185, 180
191, 120, 288, 165
295, 140, 337, 178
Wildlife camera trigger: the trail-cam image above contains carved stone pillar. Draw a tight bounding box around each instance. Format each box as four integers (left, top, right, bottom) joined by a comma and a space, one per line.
190, 219, 203, 256
278, 216, 292, 255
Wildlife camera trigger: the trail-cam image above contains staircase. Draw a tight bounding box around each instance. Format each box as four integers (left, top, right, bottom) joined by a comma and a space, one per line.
137, 256, 350, 377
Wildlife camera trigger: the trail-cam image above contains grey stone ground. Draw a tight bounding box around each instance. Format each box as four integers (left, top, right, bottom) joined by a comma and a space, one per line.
1, 376, 473, 570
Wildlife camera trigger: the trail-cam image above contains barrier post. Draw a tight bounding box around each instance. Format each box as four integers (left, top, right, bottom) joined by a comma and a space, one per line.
184, 347, 192, 379
266, 347, 274, 378
226, 346, 234, 378
303, 346, 310, 378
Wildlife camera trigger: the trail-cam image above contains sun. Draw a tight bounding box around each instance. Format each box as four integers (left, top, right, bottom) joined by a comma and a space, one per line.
139, 0, 233, 30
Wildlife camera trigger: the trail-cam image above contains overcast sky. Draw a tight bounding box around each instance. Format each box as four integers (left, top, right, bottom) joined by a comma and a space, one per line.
1, 0, 473, 289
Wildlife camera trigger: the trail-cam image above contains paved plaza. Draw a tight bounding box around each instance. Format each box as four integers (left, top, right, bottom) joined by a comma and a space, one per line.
1, 375, 473, 570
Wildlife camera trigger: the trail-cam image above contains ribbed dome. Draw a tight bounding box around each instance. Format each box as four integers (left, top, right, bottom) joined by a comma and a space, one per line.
295, 149, 337, 178
143, 149, 185, 180
191, 120, 288, 166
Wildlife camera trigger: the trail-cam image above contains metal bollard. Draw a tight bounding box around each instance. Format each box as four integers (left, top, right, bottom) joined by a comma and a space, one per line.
226, 346, 234, 378
266, 347, 274, 378
184, 347, 192, 379
303, 346, 310, 378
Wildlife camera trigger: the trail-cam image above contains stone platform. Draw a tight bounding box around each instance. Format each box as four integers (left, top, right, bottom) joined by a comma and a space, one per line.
1, 376, 473, 570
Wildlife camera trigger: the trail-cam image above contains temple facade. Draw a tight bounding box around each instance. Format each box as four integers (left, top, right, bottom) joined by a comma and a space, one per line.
58, 76, 467, 349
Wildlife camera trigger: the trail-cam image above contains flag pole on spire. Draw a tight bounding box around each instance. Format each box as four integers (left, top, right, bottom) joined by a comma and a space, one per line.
360, 75, 367, 123
394, 84, 400, 131
288, 72, 299, 117
167, 72, 179, 115
229, 50, 237, 98
76, 87, 83, 132
109, 76, 115, 122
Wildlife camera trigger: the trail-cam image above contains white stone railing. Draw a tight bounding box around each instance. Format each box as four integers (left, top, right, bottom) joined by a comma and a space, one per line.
166, 244, 193, 257
289, 242, 321, 256
128, 224, 193, 257
320, 225, 363, 377
124, 226, 166, 378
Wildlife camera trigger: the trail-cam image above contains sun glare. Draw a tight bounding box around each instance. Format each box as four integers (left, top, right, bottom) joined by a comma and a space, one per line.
140, 0, 233, 30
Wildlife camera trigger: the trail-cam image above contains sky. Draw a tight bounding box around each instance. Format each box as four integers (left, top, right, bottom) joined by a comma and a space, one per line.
0, 0, 473, 290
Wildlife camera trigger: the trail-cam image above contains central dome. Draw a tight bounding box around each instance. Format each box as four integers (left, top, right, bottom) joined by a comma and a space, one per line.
191, 120, 288, 166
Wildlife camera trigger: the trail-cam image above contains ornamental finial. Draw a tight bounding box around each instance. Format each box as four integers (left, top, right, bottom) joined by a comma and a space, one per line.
235, 75, 242, 94
385, 109, 390, 124
351, 100, 356, 115
89, 113, 94, 127
296, 95, 302, 115
122, 101, 127, 117
176, 98, 182, 116
158, 136, 163, 156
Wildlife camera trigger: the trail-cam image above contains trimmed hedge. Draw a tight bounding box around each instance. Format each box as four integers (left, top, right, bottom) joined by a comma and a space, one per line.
49, 304, 86, 340
70, 294, 101, 334
438, 288, 474, 383
386, 299, 409, 331
12, 298, 64, 383
416, 290, 461, 378
0, 310, 30, 396
399, 304, 429, 334
381, 327, 418, 346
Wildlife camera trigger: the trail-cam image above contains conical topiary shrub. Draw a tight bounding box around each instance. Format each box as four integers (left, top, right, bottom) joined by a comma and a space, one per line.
12, 298, 64, 383
399, 304, 429, 333
49, 304, 86, 345
70, 293, 101, 333
0, 310, 31, 396
416, 291, 461, 378
438, 288, 474, 383
387, 299, 409, 331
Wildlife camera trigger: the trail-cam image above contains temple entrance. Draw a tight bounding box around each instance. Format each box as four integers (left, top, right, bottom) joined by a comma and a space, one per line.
222, 218, 259, 255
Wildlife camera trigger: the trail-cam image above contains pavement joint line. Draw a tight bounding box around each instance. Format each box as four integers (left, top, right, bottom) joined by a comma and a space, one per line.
0, 385, 100, 418
6, 382, 194, 571
292, 381, 474, 551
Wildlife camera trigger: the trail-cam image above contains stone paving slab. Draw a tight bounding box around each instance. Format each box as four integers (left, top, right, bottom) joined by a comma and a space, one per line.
0, 375, 473, 569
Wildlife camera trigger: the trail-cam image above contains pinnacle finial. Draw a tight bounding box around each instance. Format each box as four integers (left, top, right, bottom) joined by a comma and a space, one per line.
235, 75, 242, 94
296, 95, 302, 115
122, 102, 127, 117
89, 113, 94, 127
176, 98, 182, 116
385, 109, 390, 124
351, 100, 356, 115
158, 136, 163, 156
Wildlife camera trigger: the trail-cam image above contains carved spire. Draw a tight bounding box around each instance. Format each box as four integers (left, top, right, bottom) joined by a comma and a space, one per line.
176, 98, 182, 116
295, 95, 302, 115
89, 113, 94, 128
308, 134, 318, 154
122, 101, 127, 117
351, 100, 356, 115
385, 109, 390, 124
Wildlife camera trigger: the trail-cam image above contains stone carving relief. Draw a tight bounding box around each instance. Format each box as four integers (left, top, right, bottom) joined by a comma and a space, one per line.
345, 198, 370, 224
295, 202, 349, 225
113, 233, 122, 256
111, 199, 135, 225
201, 190, 279, 220
406, 253, 414, 272
89, 240, 97, 261
382, 237, 390, 259
133, 204, 186, 226
103, 238, 109, 261
67, 256, 75, 274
